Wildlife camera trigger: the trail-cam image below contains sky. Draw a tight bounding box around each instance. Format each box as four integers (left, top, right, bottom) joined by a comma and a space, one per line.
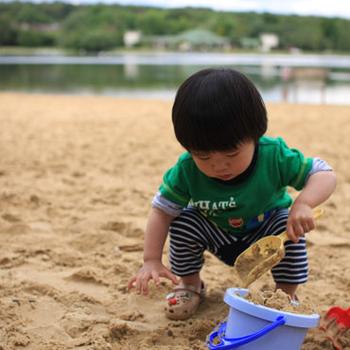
64, 0, 350, 19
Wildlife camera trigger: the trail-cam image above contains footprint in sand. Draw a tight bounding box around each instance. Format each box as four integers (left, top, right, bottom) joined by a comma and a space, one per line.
109, 321, 137, 342
29, 194, 41, 207
118, 244, 144, 252
101, 221, 144, 238
1, 213, 35, 235
2, 213, 22, 223
101, 221, 128, 233
66, 267, 108, 286
6, 223, 31, 235
0, 253, 26, 268
71, 171, 86, 178
119, 311, 144, 322
61, 311, 109, 338
22, 278, 60, 295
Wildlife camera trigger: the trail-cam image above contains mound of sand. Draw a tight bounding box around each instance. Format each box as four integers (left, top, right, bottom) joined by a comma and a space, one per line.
0, 93, 349, 350
245, 288, 315, 314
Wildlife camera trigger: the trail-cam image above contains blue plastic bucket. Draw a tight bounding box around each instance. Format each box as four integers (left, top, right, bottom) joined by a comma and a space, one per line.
207, 288, 320, 350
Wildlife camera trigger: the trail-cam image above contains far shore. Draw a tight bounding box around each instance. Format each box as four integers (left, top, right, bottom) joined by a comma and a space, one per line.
1, 48, 350, 68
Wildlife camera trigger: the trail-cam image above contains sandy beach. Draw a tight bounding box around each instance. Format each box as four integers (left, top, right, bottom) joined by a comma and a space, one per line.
0, 92, 349, 350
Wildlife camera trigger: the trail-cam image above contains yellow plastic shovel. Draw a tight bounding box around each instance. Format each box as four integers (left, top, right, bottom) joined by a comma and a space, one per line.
235, 207, 324, 288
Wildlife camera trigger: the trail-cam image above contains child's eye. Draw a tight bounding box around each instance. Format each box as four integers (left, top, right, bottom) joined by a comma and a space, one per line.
192, 152, 210, 160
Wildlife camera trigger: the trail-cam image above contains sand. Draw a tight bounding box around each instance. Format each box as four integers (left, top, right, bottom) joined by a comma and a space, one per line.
0, 92, 349, 350
245, 288, 315, 314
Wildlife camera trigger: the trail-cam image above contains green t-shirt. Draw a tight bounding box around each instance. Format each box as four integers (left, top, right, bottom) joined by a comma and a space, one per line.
159, 136, 313, 236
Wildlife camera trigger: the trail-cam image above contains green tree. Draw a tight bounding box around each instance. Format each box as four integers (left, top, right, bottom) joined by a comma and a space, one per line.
17, 3, 52, 24
60, 5, 124, 51
321, 18, 338, 50
138, 9, 167, 35
17, 30, 56, 47
334, 20, 350, 51
78, 30, 117, 52
0, 14, 18, 45
278, 16, 324, 51
228, 13, 253, 45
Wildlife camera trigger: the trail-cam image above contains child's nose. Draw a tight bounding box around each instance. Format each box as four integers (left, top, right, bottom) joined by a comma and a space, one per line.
213, 160, 229, 172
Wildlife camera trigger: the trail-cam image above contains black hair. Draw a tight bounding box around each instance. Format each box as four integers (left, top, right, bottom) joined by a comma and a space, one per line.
172, 68, 267, 152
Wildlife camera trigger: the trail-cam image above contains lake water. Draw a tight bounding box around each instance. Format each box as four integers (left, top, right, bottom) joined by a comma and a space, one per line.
1, 52, 350, 104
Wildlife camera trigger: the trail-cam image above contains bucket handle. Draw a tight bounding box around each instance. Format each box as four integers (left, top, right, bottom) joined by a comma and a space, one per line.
207, 315, 286, 350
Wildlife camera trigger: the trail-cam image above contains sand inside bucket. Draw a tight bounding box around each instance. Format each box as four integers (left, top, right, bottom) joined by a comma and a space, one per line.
244, 288, 315, 314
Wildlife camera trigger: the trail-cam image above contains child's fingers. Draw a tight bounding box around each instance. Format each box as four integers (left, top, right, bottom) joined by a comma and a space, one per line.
135, 275, 142, 294
140, 272, 152, 295
130, 269, 179, 295
135, 273, 150, 294
151, 271, 160, 286
294, 223, 304, 237
164, 270, 179, 285
303, 217, 315, 232
127, 276, 136, 290
287, 221, 299, 243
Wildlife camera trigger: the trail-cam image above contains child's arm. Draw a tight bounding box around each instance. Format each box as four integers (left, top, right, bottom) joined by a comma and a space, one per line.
127, 207, 179, 295
287, 171, 337, 242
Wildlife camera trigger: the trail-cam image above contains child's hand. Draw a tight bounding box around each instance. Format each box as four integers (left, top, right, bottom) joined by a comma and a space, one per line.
127, 260, 179, 295
287, 203, 315, 242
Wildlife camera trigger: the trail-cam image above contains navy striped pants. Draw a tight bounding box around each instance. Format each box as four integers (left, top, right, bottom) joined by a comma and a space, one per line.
169, 208, 308, 284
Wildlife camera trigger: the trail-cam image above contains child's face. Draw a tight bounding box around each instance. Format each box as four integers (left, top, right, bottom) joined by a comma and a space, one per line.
191, 140, 255, 181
